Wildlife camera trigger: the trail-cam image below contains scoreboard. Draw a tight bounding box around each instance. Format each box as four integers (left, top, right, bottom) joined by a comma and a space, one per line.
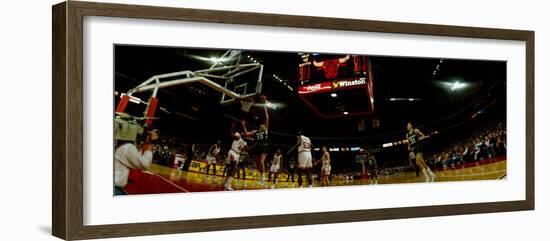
298, 53, 370, 84
297, 53, 375, 118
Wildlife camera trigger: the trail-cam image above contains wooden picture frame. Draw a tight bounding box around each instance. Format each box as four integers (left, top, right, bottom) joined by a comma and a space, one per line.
52, 1, 534, 240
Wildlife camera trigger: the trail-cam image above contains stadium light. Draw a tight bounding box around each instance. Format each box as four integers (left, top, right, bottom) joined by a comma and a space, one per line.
265, 101, 278, 110
438, 80, 468, 91
208, 56, 231, 63
331, 93, 338, 97
450, 80, 466, 91
343, 111, 349, 115
382, 142, 394, 148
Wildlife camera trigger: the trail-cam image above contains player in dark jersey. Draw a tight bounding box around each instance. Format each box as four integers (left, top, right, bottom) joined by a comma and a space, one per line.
366, 152, 378, 184
406, 122, 435, 182
236, 149, 249, 189
242, 101, 269, 187
285, 157, 296, 187
409, 150, 420, 177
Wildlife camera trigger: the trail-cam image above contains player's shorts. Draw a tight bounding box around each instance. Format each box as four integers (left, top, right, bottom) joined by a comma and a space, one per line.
237, 160, 246, 168
237, 154, 247, 167
270, 164, 280, 173
412, 145, 423, 155
260, 144, 269, 154
367, 164, 377, 174
206, 155, 216, 165
297, 152, 312, 169
253, 143, 269, 155
322, 165, 331, 175
227, 150, 241, 163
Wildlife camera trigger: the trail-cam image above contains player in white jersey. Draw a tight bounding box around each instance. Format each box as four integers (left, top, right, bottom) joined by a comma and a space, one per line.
288, 131, 313, 187
268, 148, 283, 189
223, 131, 247, 191
204, 141, 221, 182
319, 146, 331, 186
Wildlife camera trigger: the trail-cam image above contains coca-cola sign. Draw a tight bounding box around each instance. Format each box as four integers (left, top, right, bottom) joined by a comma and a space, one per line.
298, 82, 332, 94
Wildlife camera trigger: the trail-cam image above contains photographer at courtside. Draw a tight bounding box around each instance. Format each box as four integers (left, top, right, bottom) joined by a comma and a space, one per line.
114, 126, 160, 195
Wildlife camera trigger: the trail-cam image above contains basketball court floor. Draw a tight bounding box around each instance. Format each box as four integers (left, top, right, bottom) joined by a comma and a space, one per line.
122, 157, 506, 195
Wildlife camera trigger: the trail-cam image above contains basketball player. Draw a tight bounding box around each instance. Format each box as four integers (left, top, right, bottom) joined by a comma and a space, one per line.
239, 96, 255, 128
204, 141, 221, 182
409, 150, 420, 177
236, 149, 249, 188
222, 123, 237, 179
242, 97, 269, 186
288, 130, 313, 188
366, 152, 378, 184
285, 157, 296, 187
405, 122, 436, 182
267, 148, 283, 189
223, 131, 248, 191
319, 146, 331, 186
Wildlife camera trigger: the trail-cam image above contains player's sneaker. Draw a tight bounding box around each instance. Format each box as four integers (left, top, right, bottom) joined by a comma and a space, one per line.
308, 184, 313, 188
270, 184, 275, 189
224, 183, 234, 191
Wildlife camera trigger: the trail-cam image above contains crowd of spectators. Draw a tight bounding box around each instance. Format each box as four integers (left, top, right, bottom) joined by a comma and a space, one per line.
150, 135, 215, 169
425, 121, 506, 169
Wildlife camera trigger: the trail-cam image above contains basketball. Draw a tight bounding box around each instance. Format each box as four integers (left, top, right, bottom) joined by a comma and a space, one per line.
259, 95, 267, 103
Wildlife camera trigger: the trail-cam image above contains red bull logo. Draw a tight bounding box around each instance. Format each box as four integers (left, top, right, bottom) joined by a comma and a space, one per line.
313, 55, 350, 79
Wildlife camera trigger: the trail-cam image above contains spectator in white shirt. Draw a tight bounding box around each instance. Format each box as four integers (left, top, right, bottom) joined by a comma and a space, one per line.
114, 130, 159, 195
